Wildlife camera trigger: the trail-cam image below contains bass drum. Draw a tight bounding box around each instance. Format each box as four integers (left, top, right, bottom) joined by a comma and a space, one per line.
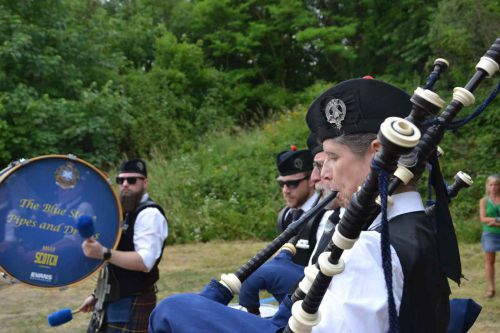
0, 155, 122, 288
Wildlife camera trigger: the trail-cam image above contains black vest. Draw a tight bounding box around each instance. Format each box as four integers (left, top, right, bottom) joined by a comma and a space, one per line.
108, 198, 167, 298
375, 211, 450, 333
277, 206, 326, 266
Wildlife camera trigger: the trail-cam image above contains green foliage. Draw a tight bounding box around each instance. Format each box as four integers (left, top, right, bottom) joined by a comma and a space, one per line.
428, 0, 500, 83
119, 31, 236, 158
0, 0, 130, 166
167, 0, 359, 120
146, 110, 309, 243
0, 0, 498, 245
0, 1, 124, 98
0, 82, 132, 167
423, 0, 500, 243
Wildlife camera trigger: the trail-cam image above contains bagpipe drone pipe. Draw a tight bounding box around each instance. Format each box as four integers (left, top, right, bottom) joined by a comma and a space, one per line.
146, 191, 339, 332
283, 38, 500, 333
425, 170, 474, 217
205, 190, 339, 305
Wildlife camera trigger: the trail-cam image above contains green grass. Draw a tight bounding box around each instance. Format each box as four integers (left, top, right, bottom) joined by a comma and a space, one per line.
1, 241, 499, 332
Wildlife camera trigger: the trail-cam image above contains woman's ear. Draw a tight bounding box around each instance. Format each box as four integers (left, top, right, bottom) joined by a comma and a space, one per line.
369, 139, 381, 155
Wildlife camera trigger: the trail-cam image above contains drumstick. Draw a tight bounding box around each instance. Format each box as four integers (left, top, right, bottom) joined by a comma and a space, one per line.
47, 308, 82, 327
76, 215, 95, 239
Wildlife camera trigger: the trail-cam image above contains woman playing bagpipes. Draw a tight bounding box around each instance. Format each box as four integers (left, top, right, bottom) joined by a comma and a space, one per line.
149, 38, 500, 332
148, 77, 451, 332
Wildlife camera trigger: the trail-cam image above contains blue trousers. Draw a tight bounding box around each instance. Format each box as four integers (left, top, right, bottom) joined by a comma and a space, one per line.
239, 251, 304, 309
149, 280, 292, 333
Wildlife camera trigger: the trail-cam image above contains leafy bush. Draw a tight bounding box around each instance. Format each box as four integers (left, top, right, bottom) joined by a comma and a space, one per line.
146, 109, 309, 243
120, 31, 238, 159
0, 82, 132, 167
0, 0, 498, 246
145, 77, 499, 244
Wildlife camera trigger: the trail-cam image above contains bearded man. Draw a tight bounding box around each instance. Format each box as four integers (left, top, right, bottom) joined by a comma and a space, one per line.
80, 159, 168, 333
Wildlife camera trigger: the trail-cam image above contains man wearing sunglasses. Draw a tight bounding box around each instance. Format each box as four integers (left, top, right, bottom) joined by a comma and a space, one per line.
80, 158, 168, 333
237, 143, 324, 315
275, 146, 317, 231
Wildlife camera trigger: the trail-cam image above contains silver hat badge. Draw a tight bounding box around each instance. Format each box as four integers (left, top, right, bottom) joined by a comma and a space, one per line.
325, 98, 346, 129
294, 158, 303, 170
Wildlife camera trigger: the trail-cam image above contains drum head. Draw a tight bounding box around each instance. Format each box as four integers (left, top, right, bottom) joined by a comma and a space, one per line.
0, 155, 122, 288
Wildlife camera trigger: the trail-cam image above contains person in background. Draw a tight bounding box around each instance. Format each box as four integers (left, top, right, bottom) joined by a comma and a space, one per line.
238, 137, 328, 315
80, 159, 168, 333
276, 146, 318, 234
479, 174, 500, 298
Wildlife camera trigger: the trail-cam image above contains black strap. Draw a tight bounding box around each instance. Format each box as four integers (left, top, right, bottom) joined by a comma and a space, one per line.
291, 208, 322, 266
123, 198, 166, 235
310, 209, 341, 265
279, 208, 304, 233
135, 199, 166, 217
291, 208, 304, 221
429, 152, 462, 284
277, 207, 291, 232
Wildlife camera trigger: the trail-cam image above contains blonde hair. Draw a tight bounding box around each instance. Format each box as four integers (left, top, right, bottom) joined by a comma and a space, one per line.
485, 174, 500, 197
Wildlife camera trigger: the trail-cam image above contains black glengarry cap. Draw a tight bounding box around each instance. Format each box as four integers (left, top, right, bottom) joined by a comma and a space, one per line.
306, 132, 322, 156
276, 146, 313, 176
119, 159, 147, 177
306, 78, 412, 141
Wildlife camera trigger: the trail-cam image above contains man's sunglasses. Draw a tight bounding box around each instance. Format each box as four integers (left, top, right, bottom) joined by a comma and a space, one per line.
115, 176, 145, 185
277, 176, 308, 189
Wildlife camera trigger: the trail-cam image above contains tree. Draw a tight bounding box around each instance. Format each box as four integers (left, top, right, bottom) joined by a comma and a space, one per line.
0, 0, 131, 167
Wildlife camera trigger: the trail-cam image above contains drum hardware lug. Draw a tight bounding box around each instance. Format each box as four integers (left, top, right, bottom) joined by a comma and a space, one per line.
3, 158, 26, 171
14, 158, 27, 166
0, 272, 17, 285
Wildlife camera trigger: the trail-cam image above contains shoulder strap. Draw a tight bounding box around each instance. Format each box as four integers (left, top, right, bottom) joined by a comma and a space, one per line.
134, 198, 166, 218
123, 198, 166, 235
277, 206, 291, 232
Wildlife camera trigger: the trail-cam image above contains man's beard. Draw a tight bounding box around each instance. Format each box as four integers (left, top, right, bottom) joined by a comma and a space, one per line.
315, 182, 325, 195
321, 187, 342, 210
120, 190, 143, 213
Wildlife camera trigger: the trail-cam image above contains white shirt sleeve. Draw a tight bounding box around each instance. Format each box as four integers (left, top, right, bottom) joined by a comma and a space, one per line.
312, 231, 404, 333
133, 207, 168, 271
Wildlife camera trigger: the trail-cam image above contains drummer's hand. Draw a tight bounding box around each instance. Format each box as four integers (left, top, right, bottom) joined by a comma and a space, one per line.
81, 238, 104, 259
79, 294, 97, 313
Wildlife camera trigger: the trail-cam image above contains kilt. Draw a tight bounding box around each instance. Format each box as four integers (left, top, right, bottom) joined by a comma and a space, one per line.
102, 293, 156, 333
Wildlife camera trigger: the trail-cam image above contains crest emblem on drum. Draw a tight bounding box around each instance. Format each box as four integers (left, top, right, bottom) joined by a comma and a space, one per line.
55, 162, 79, 189
325, 98, 346, 129
294, 158, 303, 170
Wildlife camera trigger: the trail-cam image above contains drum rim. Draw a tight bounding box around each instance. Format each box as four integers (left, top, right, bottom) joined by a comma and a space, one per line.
0, 154, 123, 289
